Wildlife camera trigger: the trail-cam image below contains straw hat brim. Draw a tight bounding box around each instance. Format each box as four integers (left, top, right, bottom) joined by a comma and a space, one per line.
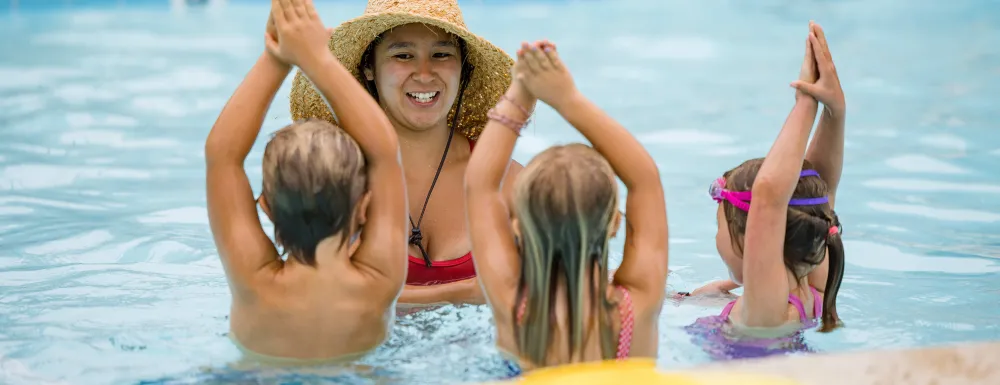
289, 12, 514, 140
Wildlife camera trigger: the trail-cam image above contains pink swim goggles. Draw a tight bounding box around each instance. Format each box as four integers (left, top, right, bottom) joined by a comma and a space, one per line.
709, 169, 830, 212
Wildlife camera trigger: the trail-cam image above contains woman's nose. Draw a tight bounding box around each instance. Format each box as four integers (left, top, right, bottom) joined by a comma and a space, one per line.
411, 58, 434, 82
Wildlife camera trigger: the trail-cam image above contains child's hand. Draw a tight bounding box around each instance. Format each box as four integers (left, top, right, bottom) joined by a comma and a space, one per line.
266, 11, 278, 45
265, 0, 334, 69
264, 11, 288, 65
515, 40, 578, 109
791, 22, 846, 118
507, 51, 536, 106
794, 27, 819, 101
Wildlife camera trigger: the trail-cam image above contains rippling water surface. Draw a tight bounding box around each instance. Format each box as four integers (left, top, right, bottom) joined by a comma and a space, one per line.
1, 0, 999, 384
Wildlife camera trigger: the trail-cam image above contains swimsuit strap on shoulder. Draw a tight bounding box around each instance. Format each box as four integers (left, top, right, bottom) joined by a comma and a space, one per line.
719, 300, 737, 318
517, 285, 635, 359
810, 286, 822, 319
787, 293, 809, 323
616, 286, 634, 360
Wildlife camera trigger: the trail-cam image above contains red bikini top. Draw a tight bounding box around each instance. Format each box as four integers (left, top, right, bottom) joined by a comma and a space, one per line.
405, 139, 477, 286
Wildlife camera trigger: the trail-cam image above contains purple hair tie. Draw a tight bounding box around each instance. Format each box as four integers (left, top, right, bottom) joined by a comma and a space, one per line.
709, 169, 829, 211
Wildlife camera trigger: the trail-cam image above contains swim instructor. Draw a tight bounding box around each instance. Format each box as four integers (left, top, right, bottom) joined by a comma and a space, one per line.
289, 0, 523, 305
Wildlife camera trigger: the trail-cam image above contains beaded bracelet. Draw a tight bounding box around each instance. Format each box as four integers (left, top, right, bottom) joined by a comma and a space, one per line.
487, 108, 526, 136
501, 94, 532, 120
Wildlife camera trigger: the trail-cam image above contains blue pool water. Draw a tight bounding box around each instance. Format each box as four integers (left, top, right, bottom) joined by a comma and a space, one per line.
1, 0, 999, 384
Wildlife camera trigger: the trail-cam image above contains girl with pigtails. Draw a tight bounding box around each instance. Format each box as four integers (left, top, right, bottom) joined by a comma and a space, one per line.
683, 21, 847, 358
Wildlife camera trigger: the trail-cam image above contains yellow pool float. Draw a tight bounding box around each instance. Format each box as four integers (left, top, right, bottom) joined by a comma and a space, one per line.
479, 359, 803, 385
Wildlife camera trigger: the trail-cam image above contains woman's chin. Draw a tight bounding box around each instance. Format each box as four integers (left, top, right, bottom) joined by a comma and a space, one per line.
398, 114, 449, 132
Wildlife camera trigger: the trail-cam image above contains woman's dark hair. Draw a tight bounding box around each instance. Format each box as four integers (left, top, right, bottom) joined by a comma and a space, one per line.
721, 158, 845, 332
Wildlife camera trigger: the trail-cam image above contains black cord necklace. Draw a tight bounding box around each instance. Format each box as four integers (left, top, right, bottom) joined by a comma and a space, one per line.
408, 122, 456, 268
408, 71, 471, 267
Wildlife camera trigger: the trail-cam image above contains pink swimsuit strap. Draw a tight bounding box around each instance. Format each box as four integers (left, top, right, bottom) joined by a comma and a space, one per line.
615, 286, 634, 359
786, 286, 823, 323
720, 286, 822, 322
515, 285, 634, 360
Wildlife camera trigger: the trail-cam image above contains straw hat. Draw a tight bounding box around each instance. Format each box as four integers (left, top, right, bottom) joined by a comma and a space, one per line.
289, 0, 514, 140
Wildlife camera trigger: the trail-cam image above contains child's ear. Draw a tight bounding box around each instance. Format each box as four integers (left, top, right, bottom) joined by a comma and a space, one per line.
353, 191, 372, 229
257, 194, 273, 221
609, 210, 623, 238
511, 217, 522, 240
363, 67, 375, 81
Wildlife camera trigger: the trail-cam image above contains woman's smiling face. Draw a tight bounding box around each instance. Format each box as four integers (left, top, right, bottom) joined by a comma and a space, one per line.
365, 23, 463, 132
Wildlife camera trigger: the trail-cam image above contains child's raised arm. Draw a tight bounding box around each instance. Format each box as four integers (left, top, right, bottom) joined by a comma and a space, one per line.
463, 46, 536, 313
266, 0, 408, 289
204, 13, 289, 295
517, 42, 668, 311
740, 32, 822, 328
791, 21, 846, 306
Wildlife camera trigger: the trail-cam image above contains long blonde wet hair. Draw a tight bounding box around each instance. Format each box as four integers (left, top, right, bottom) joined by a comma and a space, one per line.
512, 143, 620, 365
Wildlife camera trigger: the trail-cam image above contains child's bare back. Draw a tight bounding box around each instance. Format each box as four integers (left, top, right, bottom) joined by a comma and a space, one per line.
227, 240, 398, 361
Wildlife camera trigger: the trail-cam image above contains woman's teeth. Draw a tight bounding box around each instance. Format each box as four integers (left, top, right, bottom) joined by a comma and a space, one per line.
407, 92, 438, 103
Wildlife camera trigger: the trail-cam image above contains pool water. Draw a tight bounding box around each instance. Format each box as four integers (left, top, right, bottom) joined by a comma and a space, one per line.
1, 0, 999, 384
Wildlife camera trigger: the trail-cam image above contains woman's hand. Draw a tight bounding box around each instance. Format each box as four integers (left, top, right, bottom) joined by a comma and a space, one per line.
264, 0, 334, 68
791, 22, 846, 118
515, 40, 579, 110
